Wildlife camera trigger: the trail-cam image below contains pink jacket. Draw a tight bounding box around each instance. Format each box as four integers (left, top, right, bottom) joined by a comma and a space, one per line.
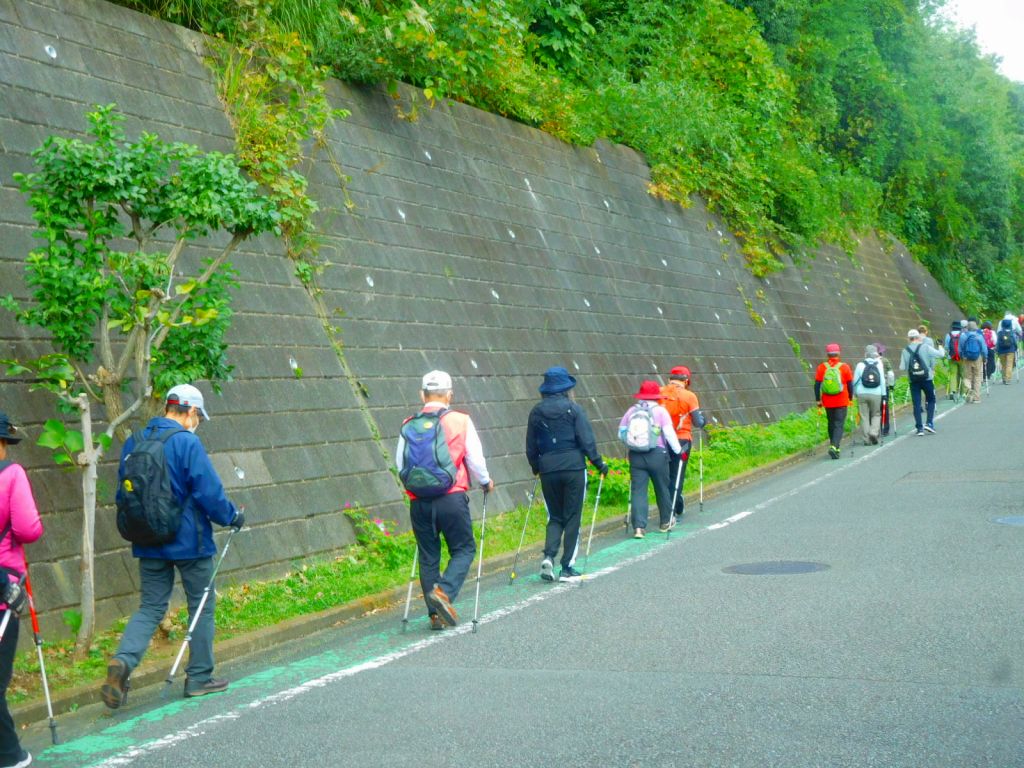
0, 463, 44, 581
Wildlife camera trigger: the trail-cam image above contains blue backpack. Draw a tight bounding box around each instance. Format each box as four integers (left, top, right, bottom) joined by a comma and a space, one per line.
961, 331, 984, 361
399, 410, 457, 497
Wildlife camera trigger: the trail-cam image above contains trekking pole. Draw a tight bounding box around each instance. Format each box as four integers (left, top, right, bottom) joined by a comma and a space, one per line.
667, 456, 684, 540
583, 475, 604, 572
509, 478, 539, 583
0, 610, 11, 646
163, 527, 237, 697
400, 548, 419, 633
624, 480, 632, 533
24, 574, 58, 744
471, 488, 490, 634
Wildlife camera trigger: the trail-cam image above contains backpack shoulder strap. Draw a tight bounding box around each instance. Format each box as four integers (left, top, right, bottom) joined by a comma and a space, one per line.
154, 427, 185, 443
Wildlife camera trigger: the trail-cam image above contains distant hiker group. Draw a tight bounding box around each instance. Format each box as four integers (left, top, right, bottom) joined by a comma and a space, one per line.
816, 311, 1023, 455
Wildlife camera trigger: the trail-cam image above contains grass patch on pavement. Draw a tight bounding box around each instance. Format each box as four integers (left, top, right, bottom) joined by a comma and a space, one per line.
8, 396, 906, 705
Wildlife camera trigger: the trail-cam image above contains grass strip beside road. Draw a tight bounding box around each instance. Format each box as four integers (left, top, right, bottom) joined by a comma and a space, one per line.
9, 369, 953, 707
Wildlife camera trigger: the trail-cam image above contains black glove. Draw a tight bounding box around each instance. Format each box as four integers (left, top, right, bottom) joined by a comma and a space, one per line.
231, 510, 246, 531
2, 575, 27, 615
598, 463, 610, 477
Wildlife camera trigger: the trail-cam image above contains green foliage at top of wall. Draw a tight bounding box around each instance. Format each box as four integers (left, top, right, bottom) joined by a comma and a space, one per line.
113, 0, 1024, 315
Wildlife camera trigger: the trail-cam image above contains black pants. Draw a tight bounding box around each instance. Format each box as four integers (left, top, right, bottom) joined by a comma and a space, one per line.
825, 406, 847, 449
541, 469, 586, 568
410, 492, 475, 610
628, 449, 673, 529
667, 440, 692, 516
0, 613, 23, 764
986, 349, 996, 379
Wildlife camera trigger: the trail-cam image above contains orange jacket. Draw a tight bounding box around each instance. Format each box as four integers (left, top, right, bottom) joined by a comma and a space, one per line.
659, 382, 700, 441
815, 359, 853, 408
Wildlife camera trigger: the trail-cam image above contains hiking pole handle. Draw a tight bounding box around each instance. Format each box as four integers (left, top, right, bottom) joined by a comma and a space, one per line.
24, 573, 42, 637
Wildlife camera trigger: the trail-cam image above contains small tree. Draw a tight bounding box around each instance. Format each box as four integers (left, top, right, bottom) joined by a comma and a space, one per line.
3, 104, 278, 656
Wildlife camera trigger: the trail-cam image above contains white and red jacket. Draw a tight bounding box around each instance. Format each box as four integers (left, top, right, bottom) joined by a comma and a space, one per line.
395, 402, 491, 499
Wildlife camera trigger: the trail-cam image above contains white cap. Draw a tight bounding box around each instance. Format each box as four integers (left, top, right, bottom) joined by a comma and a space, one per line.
907, 329, 920, 339
421, 370, 453, 392
166, 384, 210, 420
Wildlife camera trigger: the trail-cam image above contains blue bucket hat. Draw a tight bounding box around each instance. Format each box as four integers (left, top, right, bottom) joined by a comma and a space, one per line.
0, 412, 22, 444
538, 366, 576, 395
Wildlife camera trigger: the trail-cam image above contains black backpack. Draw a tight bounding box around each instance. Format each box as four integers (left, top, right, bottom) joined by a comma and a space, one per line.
115, 428, 185, 545
860, 360, 881, 389
996, 328, 1015, 354
906, 345, 928, 382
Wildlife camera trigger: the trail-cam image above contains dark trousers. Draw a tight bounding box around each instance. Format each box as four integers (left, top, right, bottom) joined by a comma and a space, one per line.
0, 614, 22, 764
881, 394, 891, 436
910, 379, 936, 430
986, 349, 996, 379
628, 449, 673, 529
116, 557, 216, 682
825, 406, 847, 449
540, 469, 586, 568
667, 440, 692, 516
410, 491, 475, 609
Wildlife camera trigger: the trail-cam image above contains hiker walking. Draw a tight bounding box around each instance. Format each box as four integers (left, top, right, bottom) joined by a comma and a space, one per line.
981, 321, 997, 383
102, 385, 243, 709
852, 346, 887, 444
943, 321, 964, 399
996, 317, 1017, 383
900, 329, 946, 435
917, 325, 936, 350
397, 371, 493, 630
659, 366, 705, 519
814, 344, 853, 459
525, 367, 608, 583
959, 321, 986, 403
619, 381, 682, 538
0, 413, 42, 768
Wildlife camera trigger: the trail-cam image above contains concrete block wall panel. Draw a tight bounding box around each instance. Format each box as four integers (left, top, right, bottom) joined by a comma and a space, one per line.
0, 0, 961, 636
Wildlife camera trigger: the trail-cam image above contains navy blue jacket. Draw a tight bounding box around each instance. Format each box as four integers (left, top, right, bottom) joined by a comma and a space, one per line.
525, 394, 606, 475
118, 417, 238, 560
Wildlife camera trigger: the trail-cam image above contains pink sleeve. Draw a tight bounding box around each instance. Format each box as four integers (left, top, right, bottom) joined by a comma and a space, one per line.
2, 465, 43, 545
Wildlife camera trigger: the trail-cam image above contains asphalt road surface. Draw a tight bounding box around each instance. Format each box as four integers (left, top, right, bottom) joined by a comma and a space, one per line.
24, 385, 1024, 767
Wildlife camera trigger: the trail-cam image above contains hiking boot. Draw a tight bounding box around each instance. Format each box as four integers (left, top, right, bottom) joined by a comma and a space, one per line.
633, 528, 644, 539
100, 658, 130, 710
828, 446, 839, 460
184, 677, 229, 698
540, 558, 555, 582
426, 585, 458, 626
429, 614, 446, 631
558, 566, 583, 582
924, 424, 936, 434
0, 750, 31, 768
659, 519, 676, 533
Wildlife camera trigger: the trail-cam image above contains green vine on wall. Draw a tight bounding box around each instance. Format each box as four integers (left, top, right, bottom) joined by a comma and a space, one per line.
206, 0, 347, 277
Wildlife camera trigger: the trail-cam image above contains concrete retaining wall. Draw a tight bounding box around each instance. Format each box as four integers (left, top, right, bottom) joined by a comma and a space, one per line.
0, 0, 962, 637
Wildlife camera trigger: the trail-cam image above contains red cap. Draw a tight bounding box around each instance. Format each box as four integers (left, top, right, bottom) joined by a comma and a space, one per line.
670, 366, 691, 378
825, 343, 841, 355
634, 380, 663, 400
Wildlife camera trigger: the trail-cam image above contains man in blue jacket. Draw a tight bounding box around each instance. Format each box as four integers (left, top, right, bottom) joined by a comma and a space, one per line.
101, 384, 243, 708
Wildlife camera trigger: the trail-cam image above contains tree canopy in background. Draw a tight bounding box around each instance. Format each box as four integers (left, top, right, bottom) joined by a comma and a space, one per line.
115, 0, 1024, 315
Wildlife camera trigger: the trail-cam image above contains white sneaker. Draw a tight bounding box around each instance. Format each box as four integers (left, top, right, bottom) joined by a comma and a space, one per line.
540, 558, 554, 582
633, 528, 644, 539
5, 751, 31, 768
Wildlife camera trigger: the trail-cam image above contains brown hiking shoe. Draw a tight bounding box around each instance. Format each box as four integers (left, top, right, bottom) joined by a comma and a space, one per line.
426, 585, 458, 627
184, 677, 229, 698
429, 614, 446, 631
100, 658, 129, 709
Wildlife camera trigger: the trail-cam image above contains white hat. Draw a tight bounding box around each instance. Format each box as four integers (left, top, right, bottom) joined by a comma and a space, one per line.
421, 370, 453, 392
166, 384, 210, 420
907, 329, 920, 339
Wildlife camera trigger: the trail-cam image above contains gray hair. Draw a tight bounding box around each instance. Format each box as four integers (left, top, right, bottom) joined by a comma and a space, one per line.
865, 344, 879, 358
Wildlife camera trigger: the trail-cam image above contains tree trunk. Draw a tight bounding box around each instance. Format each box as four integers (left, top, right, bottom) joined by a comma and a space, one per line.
74, 396, 98, 658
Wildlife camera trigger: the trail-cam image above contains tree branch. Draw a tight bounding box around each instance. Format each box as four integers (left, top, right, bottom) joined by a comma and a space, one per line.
71, 361, 102, 402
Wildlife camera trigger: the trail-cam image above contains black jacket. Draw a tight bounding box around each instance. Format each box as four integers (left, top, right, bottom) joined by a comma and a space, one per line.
525, 394, 606, 474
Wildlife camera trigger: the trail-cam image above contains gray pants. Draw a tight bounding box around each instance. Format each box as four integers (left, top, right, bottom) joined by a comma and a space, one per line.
628, 449, 673, 529
115, 557, 216, 683
857, 393, 882, 442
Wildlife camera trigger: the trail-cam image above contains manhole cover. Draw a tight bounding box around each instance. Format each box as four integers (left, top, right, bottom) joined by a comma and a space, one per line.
723, 560, 830, 575
993, 516, 1024, 527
